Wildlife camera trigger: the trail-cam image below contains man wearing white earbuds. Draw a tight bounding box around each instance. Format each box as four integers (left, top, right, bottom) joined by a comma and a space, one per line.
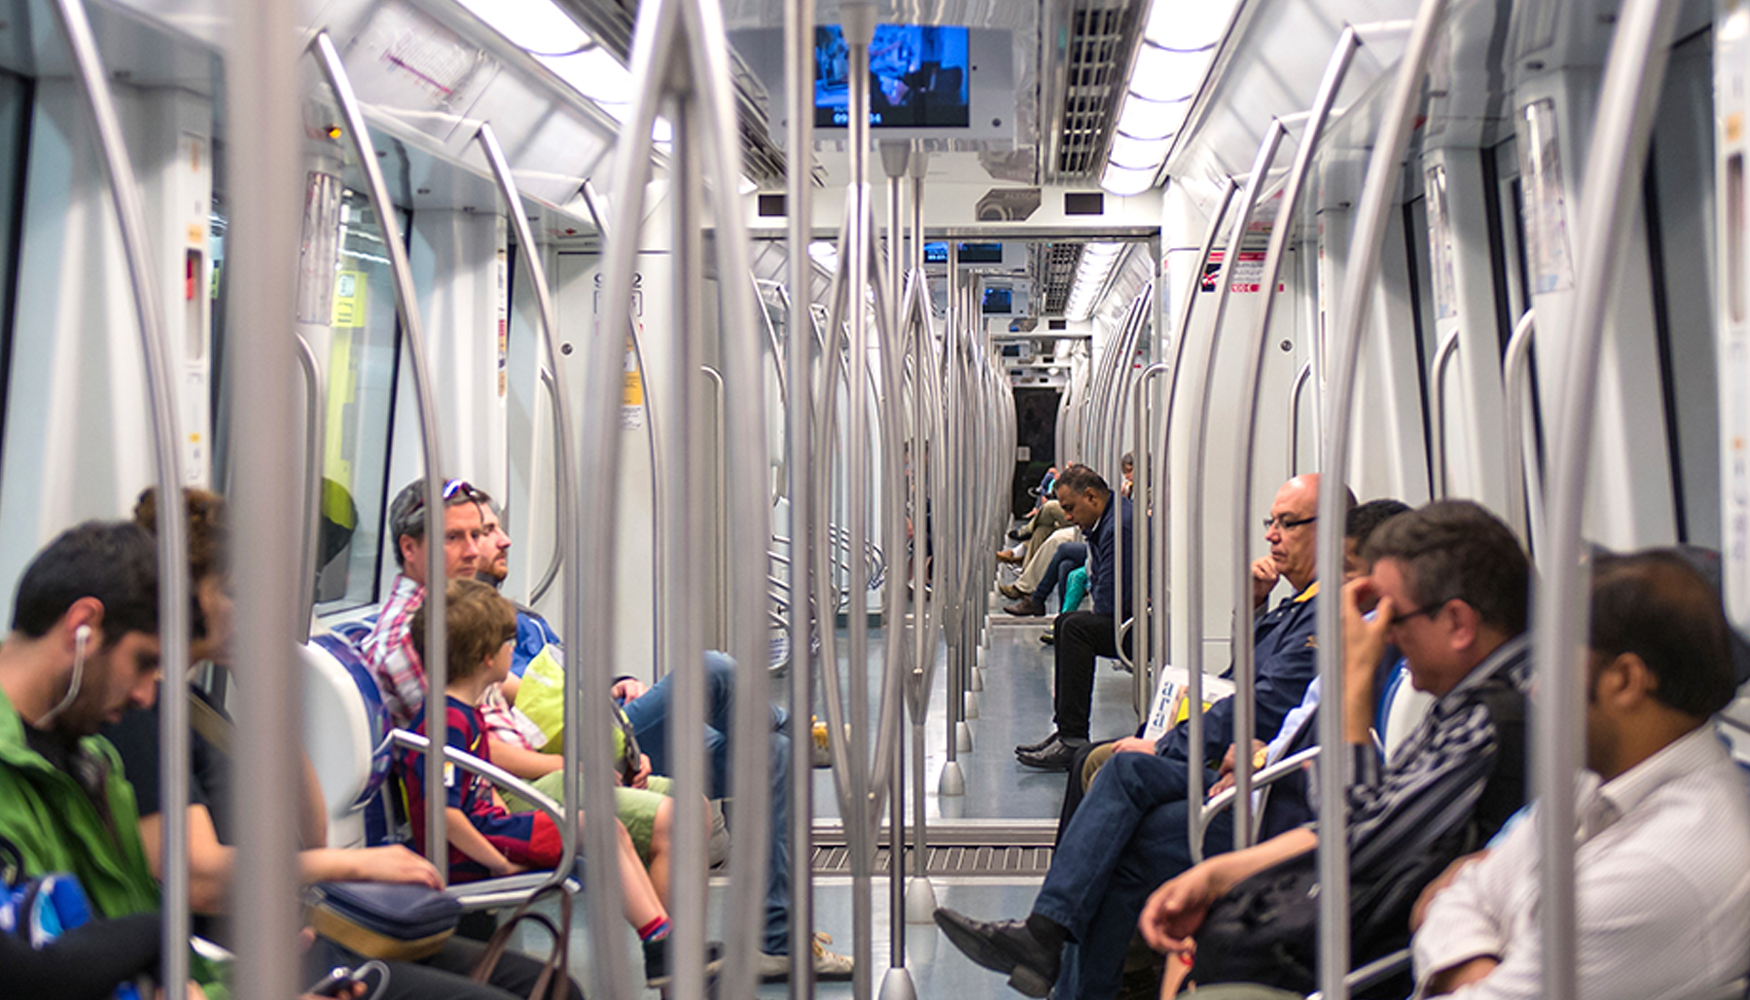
0, 521, 227, 997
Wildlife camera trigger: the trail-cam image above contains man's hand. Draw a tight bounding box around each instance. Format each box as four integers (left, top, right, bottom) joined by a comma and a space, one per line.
1410, 850, 1489, 932
1341, 576, 1392, 745
611, 678, 648, 704
631, 754, 652, 789
351, 845, 443, 889
1206, 742, 1265, 799
1111, 736, 1154, 755
1251, 557, 1281, 609
1139, 865, 1220, 955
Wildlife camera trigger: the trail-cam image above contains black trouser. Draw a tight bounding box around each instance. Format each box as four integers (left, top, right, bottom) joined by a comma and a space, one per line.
1051, 610, 1131, 742
309, 934, 584, 1000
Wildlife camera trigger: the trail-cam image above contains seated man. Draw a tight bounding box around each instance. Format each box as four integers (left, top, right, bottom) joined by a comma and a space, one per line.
1136, 500, 1534, 993
1001, 499, 1070, 567
471, 496, 852, 982
0, 521, 224, 999
1410, 550, 1750, 999
1015, 464, 1136, 770
1004, 538, 1086, 617
942, 494, 1395, 1000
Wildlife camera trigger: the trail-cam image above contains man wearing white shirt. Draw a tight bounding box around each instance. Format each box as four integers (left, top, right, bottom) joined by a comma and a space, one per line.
1412, 550, 1750, 999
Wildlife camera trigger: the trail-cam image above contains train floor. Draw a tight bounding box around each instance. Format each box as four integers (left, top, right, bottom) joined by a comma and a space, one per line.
505, 580, 1146, 997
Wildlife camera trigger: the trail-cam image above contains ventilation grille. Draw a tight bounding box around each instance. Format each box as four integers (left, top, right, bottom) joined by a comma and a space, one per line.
1040, 243, 1085, 316
1057, 0, 1146, 178
813, 844, 1055, 877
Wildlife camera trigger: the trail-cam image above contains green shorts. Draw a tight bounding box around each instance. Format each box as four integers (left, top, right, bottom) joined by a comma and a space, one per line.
506, 772, 674, 865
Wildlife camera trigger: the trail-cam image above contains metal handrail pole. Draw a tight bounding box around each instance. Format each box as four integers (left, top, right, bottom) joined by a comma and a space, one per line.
940, 246, 967, 794
702, 365, 730, 640
1160, 185, 1238, 851
1108, 291, 1147, 669
1288, 360, 1313, 477
784, 0, 817, 984
755, 272, 789, 409
1533, 0, 1684, 996
1132, 362, 1170, 713
223, 1, 302, 994
476, 124, 584, 893
1430, 331, 1461, 498
1185, 128, 1287, 861
47, 2, 194, 988
1501, 311, 1540, 550
813, 205, 857, 813
1314, 1, 1453, 995
294, 334, 324, 643
310, 31, 451, 884
1230, 30, 1365, 847
529, 367, 564, 604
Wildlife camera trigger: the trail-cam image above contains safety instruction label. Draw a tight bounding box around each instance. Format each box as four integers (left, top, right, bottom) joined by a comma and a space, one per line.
1201, 251, 1285, 294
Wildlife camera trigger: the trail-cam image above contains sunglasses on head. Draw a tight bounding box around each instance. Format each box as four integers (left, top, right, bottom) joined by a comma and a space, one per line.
399, 479, 483, 530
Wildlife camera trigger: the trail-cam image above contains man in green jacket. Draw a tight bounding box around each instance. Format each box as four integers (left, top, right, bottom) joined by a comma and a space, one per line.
0, 521, 209, 992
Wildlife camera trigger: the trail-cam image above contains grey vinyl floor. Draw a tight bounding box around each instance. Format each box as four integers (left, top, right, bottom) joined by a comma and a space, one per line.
516, 580, 1146, 997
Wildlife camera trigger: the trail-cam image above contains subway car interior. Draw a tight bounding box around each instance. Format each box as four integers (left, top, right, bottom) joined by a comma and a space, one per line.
0, 0, 1748, 997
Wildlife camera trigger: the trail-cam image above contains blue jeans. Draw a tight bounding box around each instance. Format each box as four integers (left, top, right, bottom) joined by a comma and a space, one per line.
1038, 541, 1088, 605
1031, 750, 1231, 1000
622, 651, 792, 955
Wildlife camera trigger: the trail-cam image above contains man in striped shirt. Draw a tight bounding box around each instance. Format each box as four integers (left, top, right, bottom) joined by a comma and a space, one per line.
1139, 500, 1533, 993
1410, 551, 1750, 999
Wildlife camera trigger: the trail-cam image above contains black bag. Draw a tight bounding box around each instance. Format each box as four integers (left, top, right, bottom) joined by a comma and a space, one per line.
469, 883, 571, 1000
306, 881, 461, 962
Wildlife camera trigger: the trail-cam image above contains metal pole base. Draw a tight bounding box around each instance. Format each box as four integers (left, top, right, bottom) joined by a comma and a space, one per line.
905, 876, 939, 923
879, 966, 918, 1000
956, 720, 973, 752
963, 690, 979, 719
969, 666, 984, 692
938, 759, 965, 796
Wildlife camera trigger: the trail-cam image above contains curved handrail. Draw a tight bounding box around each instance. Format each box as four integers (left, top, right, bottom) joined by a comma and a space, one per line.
295, 333, 324, 643
1130, 361, 1171, 711
1313, 3, 1454, 996
1230, 30, 1364, 849
311, 30, 452, 883
1288, 360, 1313, 477
1501, 310, 1541, 551
1430, 330, 1461, 498
49, 0, 192, 985
529, 366, 564, 604
1185, 127, 1288, 862
1531, 0, 1685, 995
476, 122, 583, 896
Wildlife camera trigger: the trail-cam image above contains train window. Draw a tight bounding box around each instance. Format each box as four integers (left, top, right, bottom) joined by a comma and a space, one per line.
313, 189, 405, 611
0, 70, 31, 461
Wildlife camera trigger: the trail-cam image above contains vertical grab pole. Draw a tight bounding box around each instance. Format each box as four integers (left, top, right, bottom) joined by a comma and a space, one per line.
905, 162, 941, 918
45, 4, 193, 989
784, 0, 817, 991
1533, 1, 1683, 997
1287, 360, 1313, 477
1429, 331, 1461, 498
310, 30, 452, 882
1230, 29, 1364, 846
294, 334, 324, 643
941, 240, 967, 796
1159, 184, 1237, 859
1315, 2, 1452, 996
226, 0, 304, 995
1501, 311, 1541, 551
1184, 131, 1286, 859
475, 124, 584, 893
1132, 362, 1170, 714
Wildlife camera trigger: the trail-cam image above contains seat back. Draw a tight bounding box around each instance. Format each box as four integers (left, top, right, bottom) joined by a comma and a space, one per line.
301, 632, 391, 847
1378, 659, 1435, 762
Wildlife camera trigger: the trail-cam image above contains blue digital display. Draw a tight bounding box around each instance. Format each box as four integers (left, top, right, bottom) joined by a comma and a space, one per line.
815, 25, 971, 128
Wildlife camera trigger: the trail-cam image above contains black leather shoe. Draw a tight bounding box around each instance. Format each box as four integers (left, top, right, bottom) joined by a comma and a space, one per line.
1039, 630, 1055, 645
1004, 597, 1046, 617
1016, 739, 1080, 771
1014, 731, 1058, 755
933, 909, 1061, 997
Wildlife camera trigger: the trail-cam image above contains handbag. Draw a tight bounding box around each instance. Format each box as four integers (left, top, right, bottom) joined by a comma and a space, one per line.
306, 881, 461, 962
470, 883, 571, 1000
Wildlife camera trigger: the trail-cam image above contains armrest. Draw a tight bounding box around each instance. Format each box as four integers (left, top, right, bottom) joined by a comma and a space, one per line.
385, 729, 576, 911
1199, 745, 1321, 824
1304, 947, 1411, 1000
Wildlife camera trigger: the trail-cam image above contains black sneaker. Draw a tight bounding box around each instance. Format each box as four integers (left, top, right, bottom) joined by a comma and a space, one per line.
643, 937, 726, 990
933, 908, 1062, 997
1014, 731, 1059, 755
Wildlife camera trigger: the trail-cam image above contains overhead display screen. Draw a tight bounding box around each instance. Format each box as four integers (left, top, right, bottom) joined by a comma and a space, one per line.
814, 25, 971, 128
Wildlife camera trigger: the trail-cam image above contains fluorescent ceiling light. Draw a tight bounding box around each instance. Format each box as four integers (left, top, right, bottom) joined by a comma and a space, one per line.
1108, 133, 1171, 171
1131, 44, 1213, 102
809, 241, 840, 273
456, 0, 591, 55
1101, 162, 1157, 196
1116, 92, 1188, 141
1145, 0, 1239, 51
542, 47, 633, 107
1066, 242, 1125, 321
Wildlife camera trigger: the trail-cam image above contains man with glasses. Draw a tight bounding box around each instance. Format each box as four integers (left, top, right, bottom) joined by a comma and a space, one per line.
1136, 500, 1532, 994
363, 478, 490, 730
